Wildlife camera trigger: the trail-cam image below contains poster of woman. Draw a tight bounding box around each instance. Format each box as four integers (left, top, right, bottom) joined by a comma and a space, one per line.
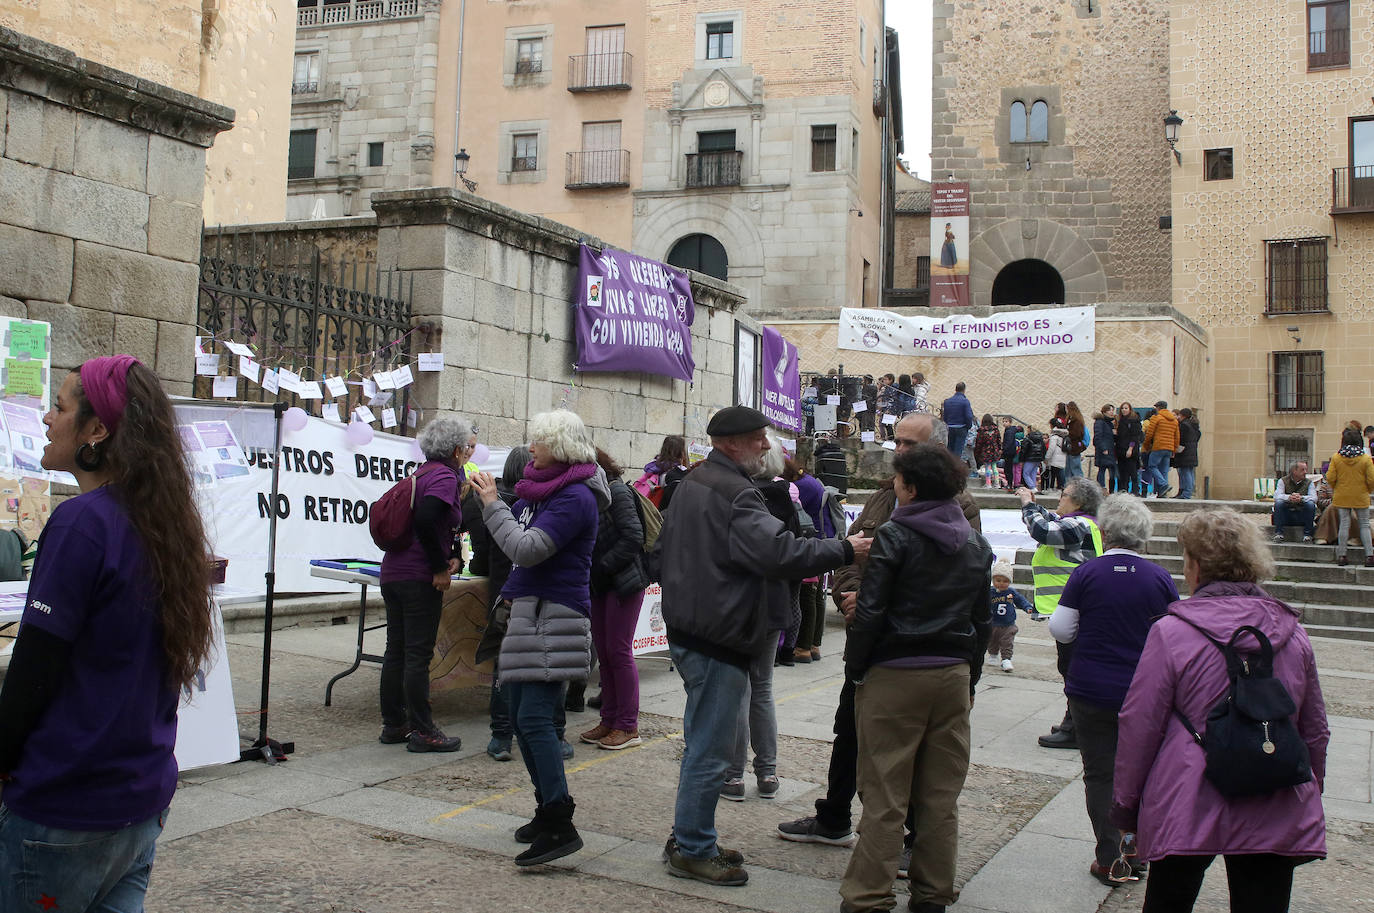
929, 182, 971, 307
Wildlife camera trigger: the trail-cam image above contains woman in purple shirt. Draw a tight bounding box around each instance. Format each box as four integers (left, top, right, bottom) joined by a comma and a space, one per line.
0, 356, 215, 913
378, 416, 478, 753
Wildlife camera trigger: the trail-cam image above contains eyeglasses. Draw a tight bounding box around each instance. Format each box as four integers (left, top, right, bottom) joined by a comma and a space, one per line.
1107, 833, 1141, 882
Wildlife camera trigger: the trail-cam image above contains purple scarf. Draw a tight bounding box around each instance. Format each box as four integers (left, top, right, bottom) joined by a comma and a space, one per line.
514, 460, 596, 502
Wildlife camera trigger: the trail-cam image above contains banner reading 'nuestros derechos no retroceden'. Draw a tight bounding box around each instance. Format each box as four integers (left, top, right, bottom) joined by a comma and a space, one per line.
838, 306, 1096, 358
574, 244, 696, 382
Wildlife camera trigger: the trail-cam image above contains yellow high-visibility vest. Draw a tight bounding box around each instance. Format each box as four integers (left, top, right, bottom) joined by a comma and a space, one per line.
1031, 518, 1102, 616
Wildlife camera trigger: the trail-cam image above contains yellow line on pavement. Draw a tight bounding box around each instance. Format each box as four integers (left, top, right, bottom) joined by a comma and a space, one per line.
432, 785, 527, 820
775, 675, 843, 705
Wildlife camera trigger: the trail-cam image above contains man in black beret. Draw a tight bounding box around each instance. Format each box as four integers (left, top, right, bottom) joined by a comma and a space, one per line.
656, 405, 870, 886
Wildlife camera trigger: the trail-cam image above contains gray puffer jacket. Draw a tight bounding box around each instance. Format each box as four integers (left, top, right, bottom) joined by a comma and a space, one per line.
498, 596, 592, 685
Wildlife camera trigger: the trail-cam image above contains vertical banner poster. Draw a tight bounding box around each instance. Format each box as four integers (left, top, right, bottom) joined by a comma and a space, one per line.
734, 322, 759, 409
760, 326, 801, 433
574, 244, 696, 382
930, 181, 971, 308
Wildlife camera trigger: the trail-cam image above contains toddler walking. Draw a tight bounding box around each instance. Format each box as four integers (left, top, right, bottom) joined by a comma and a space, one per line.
987, 560, 1032, 672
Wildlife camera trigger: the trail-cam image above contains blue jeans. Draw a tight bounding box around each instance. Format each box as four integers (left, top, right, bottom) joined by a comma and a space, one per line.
670, 642, 749, 859
1175, 466, 1195, 499
947, 426, 969, 459
490, 662, 566, 741
727, 636, 778, 780
505, 680, 569, 805
1022, 461, 1040, 490
1063, 455, 1083, 479
1146, 450, 1172, 492
1273, 500, 1316, 537
0, 804, 167, 913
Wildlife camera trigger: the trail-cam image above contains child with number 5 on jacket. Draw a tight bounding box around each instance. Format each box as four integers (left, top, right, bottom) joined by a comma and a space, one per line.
987, 560, 1032, 672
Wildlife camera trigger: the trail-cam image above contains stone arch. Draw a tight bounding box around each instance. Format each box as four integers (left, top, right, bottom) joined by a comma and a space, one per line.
967, 219, 1106, 306
991, 258, 1066, 306
633, 196, 765, 299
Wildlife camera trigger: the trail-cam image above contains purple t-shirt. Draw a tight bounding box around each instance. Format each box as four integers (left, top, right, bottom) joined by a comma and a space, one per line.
1060, 551, 1179, 710
7, 487, 179, 830
502, 482, 599, 615
380, 461, 463, 584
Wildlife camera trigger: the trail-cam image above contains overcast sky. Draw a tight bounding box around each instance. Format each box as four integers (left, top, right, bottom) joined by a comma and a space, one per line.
886, 2, 933, 180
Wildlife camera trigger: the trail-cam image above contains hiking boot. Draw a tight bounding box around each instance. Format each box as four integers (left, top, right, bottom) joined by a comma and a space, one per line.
407, 729, 461, 753
757, 774, 780, 798
721, 778, 746, 801
579, 723, 613, 744
378, 724, 412, 744
1038, 729, 1077, 749
662, 836, 743, 866
793, 648, 813, 664
776, 815, 857, 847
515, 800, 583, 867
598, 729, 642, 750
486, 736, 512, 762
1001, 658, 1014, 673
665, 846, 748, 886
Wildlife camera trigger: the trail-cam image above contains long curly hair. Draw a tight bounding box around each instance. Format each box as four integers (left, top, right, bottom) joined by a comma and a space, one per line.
76, 362, 213, 690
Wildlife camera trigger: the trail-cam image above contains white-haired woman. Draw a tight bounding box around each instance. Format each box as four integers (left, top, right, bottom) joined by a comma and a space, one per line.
1048, 494, 1179, 886
471, 410, 609, 867
378, 416, 478, 753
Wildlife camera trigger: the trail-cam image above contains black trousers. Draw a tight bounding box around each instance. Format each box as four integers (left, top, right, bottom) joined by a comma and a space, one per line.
1056, 641, 1075, 731
1068, 697, 1120, 867
380, 579, 443, 732
1143, 853, 1300, 913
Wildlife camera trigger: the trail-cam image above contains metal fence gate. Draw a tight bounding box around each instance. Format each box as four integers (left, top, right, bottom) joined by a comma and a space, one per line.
195, 230, 419, 433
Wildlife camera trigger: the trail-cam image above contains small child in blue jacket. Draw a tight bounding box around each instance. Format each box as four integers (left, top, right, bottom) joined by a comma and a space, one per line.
987, 559, 1032, 671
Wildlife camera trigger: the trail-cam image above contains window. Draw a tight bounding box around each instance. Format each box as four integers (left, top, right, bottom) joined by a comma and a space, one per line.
698, 130, 736, 153
1265, 238, 1328, 314
288, 129, 316, 179
292, 52, 320, 94
1266, 429, 1315, 476
862, 259, 871, 308
667, 234, 728, 281
1010, 100, 1049, 143
811, 125, 837, 172
859, 22, 866, 61
1308, 0, 1349, 69
1028, 101, 1049, 142
1348, 117, 1374, 209
1204, 148, 1233, 181
1009, 101, 1027, 143
516, 37, 543, 74
367, 142, 384, 168
1270, 351, 1325, 414
706, 21, 734, 60
511, 133, 538, 172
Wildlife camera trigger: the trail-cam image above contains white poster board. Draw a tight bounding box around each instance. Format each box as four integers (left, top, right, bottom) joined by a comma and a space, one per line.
839, 306, 1096, 357
175, 603, 239, 770
632, 583, 668, 656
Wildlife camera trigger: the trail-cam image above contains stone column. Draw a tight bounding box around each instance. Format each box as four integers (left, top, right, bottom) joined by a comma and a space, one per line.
669, 113, 682, 185
409, 0, 442, 177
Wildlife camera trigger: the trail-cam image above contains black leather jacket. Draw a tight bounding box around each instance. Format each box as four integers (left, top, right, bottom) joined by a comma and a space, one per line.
590, 478, 646, 596
844, 515, 993, 693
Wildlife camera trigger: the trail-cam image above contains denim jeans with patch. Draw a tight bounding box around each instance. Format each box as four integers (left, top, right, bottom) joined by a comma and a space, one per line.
670, 642, 749, 859
0, 803, 167, 913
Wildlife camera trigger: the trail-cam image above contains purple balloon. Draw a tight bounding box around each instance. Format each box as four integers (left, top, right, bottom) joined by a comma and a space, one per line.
345, 419, 374, 448
472, 443, 490, 465
410, 439, 425, 462
283, 406, 309, 432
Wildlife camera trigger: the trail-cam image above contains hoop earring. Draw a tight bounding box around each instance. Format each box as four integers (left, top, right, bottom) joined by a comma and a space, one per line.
75, 441, 104, 472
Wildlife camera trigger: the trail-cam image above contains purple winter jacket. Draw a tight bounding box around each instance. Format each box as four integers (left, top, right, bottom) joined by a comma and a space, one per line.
1111, 580, 1328, 862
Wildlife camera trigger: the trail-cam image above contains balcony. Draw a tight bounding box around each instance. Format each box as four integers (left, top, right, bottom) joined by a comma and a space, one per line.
1332, 166, 1374, 214
566, 150, 631, 189
291, 80, 319, 95
1309, 27, 1350, 69
684, 150, 743, 189
873, 79, 886, 117
297, 0, 420, 28
568, 53, 632, 92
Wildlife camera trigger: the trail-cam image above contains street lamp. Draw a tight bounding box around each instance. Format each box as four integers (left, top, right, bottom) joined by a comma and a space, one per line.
1163, 110, 1183, 165
454, 147, 478, 192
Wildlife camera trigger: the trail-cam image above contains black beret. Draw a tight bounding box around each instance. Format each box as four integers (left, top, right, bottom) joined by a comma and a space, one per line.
707, 405, 771, 437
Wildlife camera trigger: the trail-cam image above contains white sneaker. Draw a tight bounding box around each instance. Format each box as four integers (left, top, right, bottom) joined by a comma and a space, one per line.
986, 654, 998, 665
1001, 659, 1014, 672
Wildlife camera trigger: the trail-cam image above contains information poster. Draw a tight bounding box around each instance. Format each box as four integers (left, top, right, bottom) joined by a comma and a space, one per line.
0, 319, 55, 542
930, 181, 971, 308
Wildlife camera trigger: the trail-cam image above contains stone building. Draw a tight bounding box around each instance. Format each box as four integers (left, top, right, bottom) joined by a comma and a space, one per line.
891, 162, 931, 296
1167, 0, 1374, 497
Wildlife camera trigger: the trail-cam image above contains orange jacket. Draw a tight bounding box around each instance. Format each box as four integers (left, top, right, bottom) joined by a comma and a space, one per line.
1143, 409, 1180, 454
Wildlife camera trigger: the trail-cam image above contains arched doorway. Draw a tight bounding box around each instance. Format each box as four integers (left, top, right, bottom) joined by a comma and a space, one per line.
667, 233, 728, 281
990, 259, 1066, 306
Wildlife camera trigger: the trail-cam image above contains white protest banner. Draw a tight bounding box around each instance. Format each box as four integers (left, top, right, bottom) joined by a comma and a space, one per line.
838, 306, 1096, 358
632, 583, 669, 656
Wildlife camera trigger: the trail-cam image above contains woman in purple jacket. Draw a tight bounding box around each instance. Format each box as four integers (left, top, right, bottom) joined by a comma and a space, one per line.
1112, 509, 1328, 913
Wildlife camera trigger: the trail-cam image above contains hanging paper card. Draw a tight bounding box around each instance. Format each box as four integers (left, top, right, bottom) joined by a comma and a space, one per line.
224, 342, 254, 358
212, 375, 237, 398
860, 431, 876, 443
407, 409, 418, 428
826, 395, 840, 406
278, 369, 301, 393
362, 378, 378, 398
261, 369, 280, 394
381, 407, 397, 429
881, 413, 897, 426
392, 365, 414, 388
297, 381, 323, 400
374, 370, 396, 391
325, 376, 347, 398
321, 402, 341, 422
195, 354, 220, 377
355, 405, 377, 424
239, 357, 260, 383
850, 400, 867, 413
418, 353, 443, 372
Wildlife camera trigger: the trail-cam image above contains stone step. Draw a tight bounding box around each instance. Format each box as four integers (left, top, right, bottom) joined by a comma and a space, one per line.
1012, 550, 1363, 586
1010, 565, 1374, 608
1295, 602, 1374, 630
967, 488, 1272, 515
1303, 623, 1374, 642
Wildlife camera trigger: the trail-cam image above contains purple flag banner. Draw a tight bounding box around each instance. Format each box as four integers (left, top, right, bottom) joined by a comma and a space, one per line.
760, 326, 801, 433
574, 244, 696, 382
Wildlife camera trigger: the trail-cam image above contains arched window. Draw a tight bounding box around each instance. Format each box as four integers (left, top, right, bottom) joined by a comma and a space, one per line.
1009, 101, 1027, 143
666, 233, 728, 281
991, 259, 1065, 306
1029, 100, 1049, 142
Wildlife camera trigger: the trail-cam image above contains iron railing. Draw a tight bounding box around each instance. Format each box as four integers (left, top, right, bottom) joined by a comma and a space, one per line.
1309, 27, 1350, 69
1270, 351, 1325, 414
566, 150, 630, 188
196, 230, 419, 432
515, 58, 543, 75
568, 52, 632, 91
915, 256, 931, 292
291, 80, 319, 95
685, 150, 743, 188
297, 0, 420, 27
873, 79, 886, 116
1332, 166, 1374, 213
1265, 237, 1329, 314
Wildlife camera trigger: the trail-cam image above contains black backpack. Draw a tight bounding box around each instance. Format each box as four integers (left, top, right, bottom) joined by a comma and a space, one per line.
1172, 620, 1313, 799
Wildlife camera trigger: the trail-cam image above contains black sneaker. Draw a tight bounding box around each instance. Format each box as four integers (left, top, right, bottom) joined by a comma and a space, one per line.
378, 724, 412, 744
1038, 729, 1077, 750
665, 847, 748, 886
776, 815, 857, 847
407, 729, 462, 753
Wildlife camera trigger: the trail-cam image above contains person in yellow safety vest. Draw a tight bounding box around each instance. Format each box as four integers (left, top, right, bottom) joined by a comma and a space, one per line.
1015, 478, 1105, 750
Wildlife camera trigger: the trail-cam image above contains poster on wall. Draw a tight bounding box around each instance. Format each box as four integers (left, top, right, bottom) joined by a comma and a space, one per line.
734, 322, 760, 409
760, 326, 801, 433
0, 319, 57, 543
930, 181, 971, 308
838, 306, 1095, 358
573, 244, 696, 382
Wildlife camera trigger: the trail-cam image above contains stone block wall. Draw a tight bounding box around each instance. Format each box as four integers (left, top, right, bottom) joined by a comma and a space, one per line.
373, 188, 750, 467
0, 28, 232, 393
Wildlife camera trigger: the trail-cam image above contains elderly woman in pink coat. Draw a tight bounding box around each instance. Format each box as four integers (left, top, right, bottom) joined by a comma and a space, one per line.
1111, 509, 1328, 913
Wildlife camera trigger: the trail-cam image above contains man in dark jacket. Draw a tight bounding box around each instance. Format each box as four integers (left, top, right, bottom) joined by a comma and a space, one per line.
657, 405, 869, 887
1172, 408, 1201, 499
778, 412, 981, 851
941, 382, 975, 458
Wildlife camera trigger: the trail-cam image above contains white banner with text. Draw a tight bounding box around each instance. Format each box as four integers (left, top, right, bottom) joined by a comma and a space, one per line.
838, 306, 1096, 358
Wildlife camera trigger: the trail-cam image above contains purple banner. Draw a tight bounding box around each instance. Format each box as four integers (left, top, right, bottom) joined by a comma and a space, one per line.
574, 244, 695, 382
760, 326, 801, 433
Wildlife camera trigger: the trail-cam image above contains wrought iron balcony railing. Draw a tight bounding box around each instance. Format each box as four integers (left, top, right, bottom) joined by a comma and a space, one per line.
1332, 166, 1374, 214
684, 150, 743, 188
568, 53, 632, 91
566, 150, 631, 189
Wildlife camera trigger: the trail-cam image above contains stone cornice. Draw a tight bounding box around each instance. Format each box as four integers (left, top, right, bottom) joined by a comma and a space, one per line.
0, 26, 234, 148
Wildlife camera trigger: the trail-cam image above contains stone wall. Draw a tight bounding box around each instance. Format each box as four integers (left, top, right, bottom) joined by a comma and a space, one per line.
0, 28, 233, 392
372, 188, 751, 467
892, 212, 930, 289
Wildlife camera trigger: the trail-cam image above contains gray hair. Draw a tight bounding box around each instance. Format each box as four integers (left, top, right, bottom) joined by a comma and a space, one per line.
528, 409, 596, 464
1288, 460, 1308, 474
417, 416, 476, 461
1097, 493, 1153, 551
754, 434, 786, 480
1062, 477, 1104, 515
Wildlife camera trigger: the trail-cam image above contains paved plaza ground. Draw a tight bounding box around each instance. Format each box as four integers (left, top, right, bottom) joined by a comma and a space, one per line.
144, 613, 1374, 913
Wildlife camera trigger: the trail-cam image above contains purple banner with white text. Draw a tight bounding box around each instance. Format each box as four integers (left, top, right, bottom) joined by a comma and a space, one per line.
574, 244, 696, 382
760, 326, 801, 433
